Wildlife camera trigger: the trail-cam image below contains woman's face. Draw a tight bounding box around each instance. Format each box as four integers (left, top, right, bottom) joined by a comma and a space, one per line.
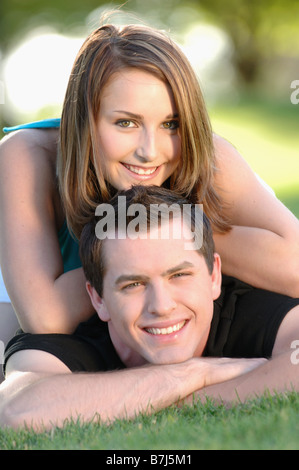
96, 68, 181, 190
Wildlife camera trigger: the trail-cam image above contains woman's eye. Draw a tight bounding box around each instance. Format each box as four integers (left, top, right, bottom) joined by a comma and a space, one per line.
116, 120, 135, 128
163, 120, 179, 130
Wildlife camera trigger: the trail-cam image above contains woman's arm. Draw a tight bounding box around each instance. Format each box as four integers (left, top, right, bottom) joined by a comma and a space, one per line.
0, 129, 94, 334
213, 135, 299, 297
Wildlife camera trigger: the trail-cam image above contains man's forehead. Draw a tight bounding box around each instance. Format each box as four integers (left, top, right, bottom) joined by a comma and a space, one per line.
95, 197, 204, 250
102, 230, 204, 277
104, 216, 199, 242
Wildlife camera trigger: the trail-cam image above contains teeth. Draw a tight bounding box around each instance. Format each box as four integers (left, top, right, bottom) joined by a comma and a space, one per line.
146, 321, 186, 336
124, 164, 157, 175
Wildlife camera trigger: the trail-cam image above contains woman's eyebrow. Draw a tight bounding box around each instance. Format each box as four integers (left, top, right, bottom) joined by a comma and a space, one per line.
113, 110, 143, 120
113, 110, 179, 120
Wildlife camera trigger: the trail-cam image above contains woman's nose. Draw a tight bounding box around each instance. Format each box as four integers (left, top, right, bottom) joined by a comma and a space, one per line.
136, 129, 158, 162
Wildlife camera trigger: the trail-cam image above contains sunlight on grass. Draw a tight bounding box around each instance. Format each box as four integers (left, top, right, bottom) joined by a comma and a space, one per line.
212, 118, 298, 192
210, 106, 298, 193
210, 96, 299, 187
209, 95, 299, 217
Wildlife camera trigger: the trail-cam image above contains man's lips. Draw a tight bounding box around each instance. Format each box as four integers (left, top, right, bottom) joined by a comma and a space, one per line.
122, 163, 159, 176
144, 320, 187, 336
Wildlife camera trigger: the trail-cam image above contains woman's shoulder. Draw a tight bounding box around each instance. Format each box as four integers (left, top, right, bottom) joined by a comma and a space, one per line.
213, 133, 241, 164
0, 121, 64, 229
0, 120, 60, 170
212, 133, 258, 210
0, 120, 60, 204
212, 133, 251, 181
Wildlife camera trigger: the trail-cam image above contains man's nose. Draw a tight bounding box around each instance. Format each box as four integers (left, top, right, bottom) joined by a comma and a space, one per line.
147, 283, 177, 316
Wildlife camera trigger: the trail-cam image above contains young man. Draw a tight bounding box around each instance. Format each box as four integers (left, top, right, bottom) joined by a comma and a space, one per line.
1, 186, 299, 431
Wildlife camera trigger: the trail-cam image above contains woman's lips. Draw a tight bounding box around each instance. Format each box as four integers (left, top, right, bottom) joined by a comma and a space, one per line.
121, 162, 160, 179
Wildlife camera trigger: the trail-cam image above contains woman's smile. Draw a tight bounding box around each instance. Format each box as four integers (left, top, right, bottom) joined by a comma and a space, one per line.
121, 162, 162, 181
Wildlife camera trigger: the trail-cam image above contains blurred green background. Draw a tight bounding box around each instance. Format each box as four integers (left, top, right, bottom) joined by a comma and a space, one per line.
0, 0, 298, 215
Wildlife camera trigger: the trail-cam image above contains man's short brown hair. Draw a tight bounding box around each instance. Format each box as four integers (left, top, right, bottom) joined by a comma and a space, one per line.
80, 185, 215, 297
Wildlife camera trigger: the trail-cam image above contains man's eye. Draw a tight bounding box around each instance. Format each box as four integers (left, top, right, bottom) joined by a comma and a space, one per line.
171, 272, 191, 280
163, 120, 179, 130
122, 282, 142, 290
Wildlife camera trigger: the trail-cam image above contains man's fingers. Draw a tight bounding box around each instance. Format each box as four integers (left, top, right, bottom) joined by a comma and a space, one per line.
204, 357, 267, 388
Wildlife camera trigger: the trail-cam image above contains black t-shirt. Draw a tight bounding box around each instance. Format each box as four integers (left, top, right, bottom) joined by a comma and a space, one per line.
4, 276, 299, 375
204, 276, 299, 357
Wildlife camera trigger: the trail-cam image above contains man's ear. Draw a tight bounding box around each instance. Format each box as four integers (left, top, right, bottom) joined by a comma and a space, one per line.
211, 253, 222, 300
86, 282, 111, 322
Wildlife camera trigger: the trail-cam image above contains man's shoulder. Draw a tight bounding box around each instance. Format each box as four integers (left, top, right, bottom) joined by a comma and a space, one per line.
206, 276, 299, 359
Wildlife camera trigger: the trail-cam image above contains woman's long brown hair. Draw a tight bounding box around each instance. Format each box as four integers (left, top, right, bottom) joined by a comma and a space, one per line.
58, 23, 231, 240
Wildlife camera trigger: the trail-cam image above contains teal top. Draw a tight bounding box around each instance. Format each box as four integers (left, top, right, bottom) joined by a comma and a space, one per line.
58, 221, 82, 272
3, 118, 81, 273
3, 118, 61, 133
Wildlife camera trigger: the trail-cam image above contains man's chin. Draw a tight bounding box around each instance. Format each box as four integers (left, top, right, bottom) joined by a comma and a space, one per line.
146, 353, 193, 366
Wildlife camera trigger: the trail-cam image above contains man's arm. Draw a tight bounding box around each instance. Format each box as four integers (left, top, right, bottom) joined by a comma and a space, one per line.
191, 305, 299, 405
0, 351, 263, 431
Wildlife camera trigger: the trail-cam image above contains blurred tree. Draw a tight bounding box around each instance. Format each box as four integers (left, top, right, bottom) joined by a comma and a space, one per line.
193, 0, 299, 85
1, 0, 298, 88
0, 0, 109, 51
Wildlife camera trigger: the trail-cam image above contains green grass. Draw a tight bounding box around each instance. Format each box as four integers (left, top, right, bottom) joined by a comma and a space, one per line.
209, 93, 299, 217
1, 392, 299, 450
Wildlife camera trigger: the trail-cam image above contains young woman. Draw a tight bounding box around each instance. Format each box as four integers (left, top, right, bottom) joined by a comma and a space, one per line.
0, 23, 299, 357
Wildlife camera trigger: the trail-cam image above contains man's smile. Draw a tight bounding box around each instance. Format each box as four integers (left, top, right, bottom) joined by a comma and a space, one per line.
144, 320, 187, 336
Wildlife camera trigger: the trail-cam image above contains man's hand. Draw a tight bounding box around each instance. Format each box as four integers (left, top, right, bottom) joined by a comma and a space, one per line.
194, 356, 267, 389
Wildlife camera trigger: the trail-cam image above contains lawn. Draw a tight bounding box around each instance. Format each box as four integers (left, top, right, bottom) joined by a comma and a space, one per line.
0, 96, 298, 451
209, 93, 299, 217
1, 392, 299, 450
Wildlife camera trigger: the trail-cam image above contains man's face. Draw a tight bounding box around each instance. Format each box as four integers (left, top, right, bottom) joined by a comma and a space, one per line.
87, 218, 221, 366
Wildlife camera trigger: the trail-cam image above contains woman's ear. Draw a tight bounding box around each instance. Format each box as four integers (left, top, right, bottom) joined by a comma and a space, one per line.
211, 253, 222, 300
86, 282, 111, 322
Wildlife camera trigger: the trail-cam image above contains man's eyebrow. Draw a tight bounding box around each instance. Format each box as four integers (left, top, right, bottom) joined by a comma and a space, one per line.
114, 261, 195, 287
113, 110, 179, 120
162, 261, 195, 277
114, 274, 150, 287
